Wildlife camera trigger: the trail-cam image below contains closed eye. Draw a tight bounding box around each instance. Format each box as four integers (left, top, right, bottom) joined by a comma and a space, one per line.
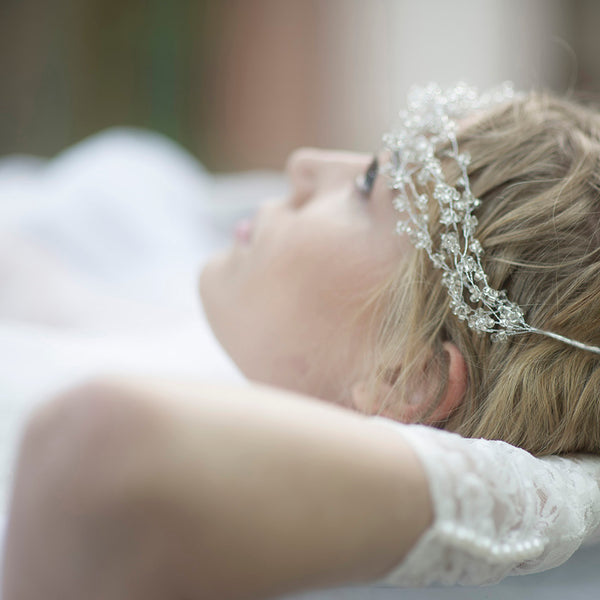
355, 155, 379, 199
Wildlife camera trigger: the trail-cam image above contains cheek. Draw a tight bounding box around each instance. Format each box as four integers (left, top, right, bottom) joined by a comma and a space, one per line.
202, 213, 405, 337
260, 229, 385, 307
199, 214, 404, 399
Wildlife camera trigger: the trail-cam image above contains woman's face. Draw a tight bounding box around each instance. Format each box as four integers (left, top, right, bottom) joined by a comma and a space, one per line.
200, 148, 412, 406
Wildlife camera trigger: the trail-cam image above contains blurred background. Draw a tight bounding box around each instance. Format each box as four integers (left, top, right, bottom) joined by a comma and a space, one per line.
2, 0, 600, 171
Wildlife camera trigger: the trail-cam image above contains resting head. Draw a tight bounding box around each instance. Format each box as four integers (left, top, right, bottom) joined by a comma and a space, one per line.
201, 83, 600, 456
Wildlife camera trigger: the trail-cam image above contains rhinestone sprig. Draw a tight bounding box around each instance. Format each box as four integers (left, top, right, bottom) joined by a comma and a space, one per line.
381, 82, 542, 342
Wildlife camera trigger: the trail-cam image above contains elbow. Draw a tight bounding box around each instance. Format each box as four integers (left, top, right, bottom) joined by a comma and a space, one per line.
2, 378, 171, 599
18, 377, 155, 505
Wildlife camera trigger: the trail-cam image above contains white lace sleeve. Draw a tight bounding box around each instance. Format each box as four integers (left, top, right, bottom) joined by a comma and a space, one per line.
370, 418, 600, 587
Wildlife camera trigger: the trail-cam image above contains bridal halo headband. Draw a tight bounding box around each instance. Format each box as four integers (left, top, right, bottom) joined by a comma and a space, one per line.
373, 81, 600, 356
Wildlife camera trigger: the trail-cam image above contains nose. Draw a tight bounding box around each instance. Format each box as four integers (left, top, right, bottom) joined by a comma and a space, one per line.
285, 148, 370, 208
285, 148, 322, 208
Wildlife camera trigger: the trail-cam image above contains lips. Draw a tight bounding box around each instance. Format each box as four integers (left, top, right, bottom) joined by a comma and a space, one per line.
234, 218, 253, 243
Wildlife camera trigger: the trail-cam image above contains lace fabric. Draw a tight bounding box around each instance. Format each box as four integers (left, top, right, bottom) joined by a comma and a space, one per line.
370, 419, 600, 587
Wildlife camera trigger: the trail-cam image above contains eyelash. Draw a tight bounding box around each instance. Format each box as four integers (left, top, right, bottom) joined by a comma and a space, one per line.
355, 156, 379, 199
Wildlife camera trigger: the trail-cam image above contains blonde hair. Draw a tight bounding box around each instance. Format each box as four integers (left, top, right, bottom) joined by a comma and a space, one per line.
368, 91, 600, 457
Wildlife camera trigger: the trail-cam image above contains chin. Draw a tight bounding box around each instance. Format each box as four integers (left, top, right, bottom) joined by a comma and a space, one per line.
198, 255, 253, 376
198, 257, 224, 337
198, 248, 231, 306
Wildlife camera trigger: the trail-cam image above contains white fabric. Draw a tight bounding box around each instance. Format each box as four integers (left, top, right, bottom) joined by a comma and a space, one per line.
371, 419, 600, 587
0, 129, 288, 514
1, 129, 600, 595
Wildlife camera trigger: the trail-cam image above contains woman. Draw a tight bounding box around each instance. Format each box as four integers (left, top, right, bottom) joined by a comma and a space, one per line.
3, 83, 600, 599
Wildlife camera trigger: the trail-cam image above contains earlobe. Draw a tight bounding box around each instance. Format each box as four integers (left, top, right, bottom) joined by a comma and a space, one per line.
350, 342, 467, 424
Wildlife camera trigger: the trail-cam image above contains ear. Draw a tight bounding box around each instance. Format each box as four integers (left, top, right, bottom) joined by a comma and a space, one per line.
351, 342, 467, 423
426, 342, 467, 424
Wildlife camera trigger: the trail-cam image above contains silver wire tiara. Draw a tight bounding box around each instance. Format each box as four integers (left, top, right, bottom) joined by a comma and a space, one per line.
379, 81, 600, 355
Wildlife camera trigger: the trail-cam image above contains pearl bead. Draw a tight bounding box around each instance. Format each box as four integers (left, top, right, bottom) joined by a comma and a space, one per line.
479, 538, 492, 552
514, 542, 525, 554
436, 520, 546, 564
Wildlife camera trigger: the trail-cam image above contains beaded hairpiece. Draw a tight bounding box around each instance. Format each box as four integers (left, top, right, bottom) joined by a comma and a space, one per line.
377, 82, 600, 355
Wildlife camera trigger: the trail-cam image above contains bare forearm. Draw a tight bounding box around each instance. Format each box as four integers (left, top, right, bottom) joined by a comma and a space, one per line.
132, 379, 432, 598
2, 378, 432, 599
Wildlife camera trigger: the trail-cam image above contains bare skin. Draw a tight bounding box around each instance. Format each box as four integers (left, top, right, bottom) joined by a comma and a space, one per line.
1, 377, 432, 600
200, 148, 412, 405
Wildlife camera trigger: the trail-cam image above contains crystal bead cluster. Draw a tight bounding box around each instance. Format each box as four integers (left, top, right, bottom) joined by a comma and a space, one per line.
381, 82, 600, 354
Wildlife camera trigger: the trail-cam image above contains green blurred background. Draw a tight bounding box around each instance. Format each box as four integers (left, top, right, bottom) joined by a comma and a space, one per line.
0, 0, 223, 163
2, 0, 600, 171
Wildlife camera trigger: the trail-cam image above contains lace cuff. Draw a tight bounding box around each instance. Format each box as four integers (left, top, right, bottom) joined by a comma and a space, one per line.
370, 418, 600, 587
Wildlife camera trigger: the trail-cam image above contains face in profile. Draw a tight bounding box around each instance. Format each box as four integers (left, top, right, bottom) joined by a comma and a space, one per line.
200, 148, 412, 406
